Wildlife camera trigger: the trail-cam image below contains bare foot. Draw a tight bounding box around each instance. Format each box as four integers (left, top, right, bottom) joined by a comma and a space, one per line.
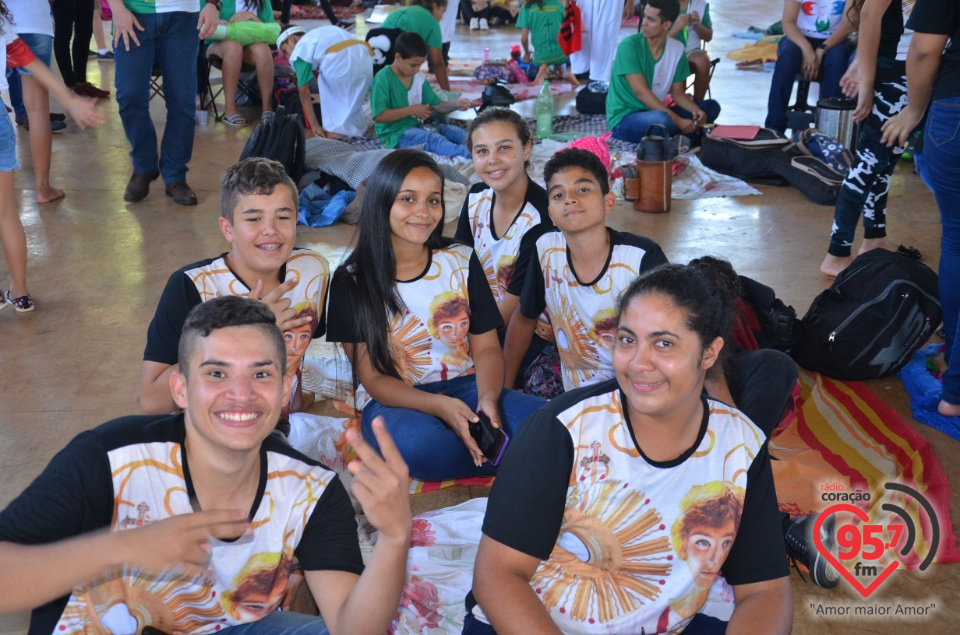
938, 400, 960, 417
859, 237, 899, 255
565, 72, 580, 86
532, 65, 548, 85
820, 254, 854, 278
36, 186, 65, 204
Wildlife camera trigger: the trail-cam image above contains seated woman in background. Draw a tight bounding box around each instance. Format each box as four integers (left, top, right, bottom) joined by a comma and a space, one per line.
467, 264, 793, 634
326, 149, 544, 482
207, 0, 277, 126
765, 0, 855, 134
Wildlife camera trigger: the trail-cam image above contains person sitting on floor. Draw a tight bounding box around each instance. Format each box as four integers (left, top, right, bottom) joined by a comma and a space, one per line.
326, 149, 545, 482
465, 264, 794, 635
382, 0, 453, 91
277, 24, 374, 138
140, 157, 329, 415
372, 32, 474, 159
669, 0, 715, 102
765, 0, 856, 134
0, 295, 413, 635
607, 0, 721, 143
517, 0, 579, 85
206, 0, 278, 127
503, 148, 668, 398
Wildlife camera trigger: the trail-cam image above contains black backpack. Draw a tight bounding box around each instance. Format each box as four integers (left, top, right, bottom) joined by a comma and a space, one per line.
739, 275, 800, 352
791, 249, 942, 380
575, 85, 606, 115
479, 82, 516, 111
239, 105, 306, 185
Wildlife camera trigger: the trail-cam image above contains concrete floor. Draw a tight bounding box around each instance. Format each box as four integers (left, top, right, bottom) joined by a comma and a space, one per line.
0, 2, 957, 634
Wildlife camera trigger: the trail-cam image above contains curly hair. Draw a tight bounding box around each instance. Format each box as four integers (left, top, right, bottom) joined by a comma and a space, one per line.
670, 481, 745, 560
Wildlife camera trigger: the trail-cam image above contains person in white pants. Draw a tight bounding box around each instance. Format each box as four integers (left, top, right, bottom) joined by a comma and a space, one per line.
569, 0, 622, 84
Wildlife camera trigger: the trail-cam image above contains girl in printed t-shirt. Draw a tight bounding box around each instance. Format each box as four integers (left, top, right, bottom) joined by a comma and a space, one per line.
326, 149, 545, 482
466, 264, 792, 635
456, 108, 555, 387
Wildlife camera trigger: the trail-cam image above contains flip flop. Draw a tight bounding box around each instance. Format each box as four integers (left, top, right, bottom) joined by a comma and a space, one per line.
897, 244, 923, 261
223, 113, 248, 127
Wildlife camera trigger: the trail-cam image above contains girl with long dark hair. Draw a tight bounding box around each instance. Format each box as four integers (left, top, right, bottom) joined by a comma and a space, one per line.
327, 149, 544, 481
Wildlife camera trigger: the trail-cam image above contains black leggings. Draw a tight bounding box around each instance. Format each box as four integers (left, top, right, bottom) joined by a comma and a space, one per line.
53, 0, 95, 86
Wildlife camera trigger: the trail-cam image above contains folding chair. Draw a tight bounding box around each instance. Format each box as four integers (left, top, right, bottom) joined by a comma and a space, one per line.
148, 48, 221, 121
206, 52, 260, 119
785, 77, 817, 132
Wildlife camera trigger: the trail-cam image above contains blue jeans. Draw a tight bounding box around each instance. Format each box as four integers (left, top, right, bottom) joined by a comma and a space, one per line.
765, 35, 855, 133
7, 33, 55, 118
361, 373, 546, 481
222, 610, 328, 634
461, 610, 727, 634
114, 11, 199, 184
611, 99, 721, 143
398, 123, 471, 159
0, 111, 20, 172
917, 97, 960, 406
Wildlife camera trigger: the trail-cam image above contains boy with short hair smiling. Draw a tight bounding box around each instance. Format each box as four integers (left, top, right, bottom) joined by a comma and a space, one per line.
371, 31, 474, 158
503, 148, 668, 393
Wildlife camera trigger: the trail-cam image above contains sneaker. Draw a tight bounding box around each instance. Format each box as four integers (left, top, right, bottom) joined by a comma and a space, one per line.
14, 114, 67, 132
3, 290, 35, 313
479, 18, 489, 30
784, 513, 840, 589
470, 17, 479, 30
96, 50, 115, 62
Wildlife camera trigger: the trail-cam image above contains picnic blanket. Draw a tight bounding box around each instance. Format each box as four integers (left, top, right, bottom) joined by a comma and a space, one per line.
727, 35, 782, 69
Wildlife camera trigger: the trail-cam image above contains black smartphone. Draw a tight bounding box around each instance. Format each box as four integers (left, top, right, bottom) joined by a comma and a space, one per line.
470, 410, 510, 466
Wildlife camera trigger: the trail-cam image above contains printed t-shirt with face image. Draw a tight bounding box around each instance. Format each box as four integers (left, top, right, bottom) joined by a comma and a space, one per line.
468, 380, 788, 634
606, 33, 690, 130
143, 249, 330, 387
371, 65, 443, 148
519, 229, 668, 391
0, 414, 363, 635
327, 243, 502, 408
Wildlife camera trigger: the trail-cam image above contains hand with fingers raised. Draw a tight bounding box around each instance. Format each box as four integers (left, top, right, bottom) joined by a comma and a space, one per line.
346, 418, 412, 544
247, 277, 313, 333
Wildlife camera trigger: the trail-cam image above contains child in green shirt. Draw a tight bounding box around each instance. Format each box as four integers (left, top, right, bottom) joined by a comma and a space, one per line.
371, 32, 475, 158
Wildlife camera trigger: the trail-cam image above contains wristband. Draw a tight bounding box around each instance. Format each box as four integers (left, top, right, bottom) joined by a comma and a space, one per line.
206, 0, 223, 11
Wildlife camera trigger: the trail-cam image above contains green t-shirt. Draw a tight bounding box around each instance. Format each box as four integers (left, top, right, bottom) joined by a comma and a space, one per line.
516, 0, 568, 66
673, 2, 712, 48
203, 0, 274, 45
606, 35, 690, 130
382, 5, 443, 50
371, 65, 441, 148
124, 0, 202, 15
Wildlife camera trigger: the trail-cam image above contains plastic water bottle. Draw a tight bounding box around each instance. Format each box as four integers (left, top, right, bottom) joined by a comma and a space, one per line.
536, 81, 554, 140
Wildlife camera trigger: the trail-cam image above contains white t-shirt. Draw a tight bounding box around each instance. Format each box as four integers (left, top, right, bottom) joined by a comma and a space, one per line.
0, 26, 17, 92
439, 0, 458, 43
793, 0, 845, 39
7, 0, 53, 37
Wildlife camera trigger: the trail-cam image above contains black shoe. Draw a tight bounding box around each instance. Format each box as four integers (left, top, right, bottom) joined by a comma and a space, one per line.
165, 181, 198, 206
15, 114, 67, 132
124, 171, 160, 202
784, 513, 840, 589
50, 112, 66, 122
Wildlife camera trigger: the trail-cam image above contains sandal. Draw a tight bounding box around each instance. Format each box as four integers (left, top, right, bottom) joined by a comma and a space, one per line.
261, 111, 275, 124
897, 244, 923, 261
223, 113, 248, 127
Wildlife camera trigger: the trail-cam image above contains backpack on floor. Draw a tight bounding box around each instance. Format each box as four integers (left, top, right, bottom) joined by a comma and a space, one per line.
700, 128, 792, 184
738, 275, 801, 352
239, 105, 306, 184
770, 151, 845, 206
366, 27, 404, 75
791, 249, 942, 380
792, 128, 855, 176
479, 82, 516, 111
575, 85, 606, 115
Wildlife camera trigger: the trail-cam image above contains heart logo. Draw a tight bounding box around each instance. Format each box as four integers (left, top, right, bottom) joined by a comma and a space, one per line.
814, 504, 899, 598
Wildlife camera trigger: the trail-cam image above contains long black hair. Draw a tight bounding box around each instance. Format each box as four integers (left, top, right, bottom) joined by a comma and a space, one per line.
334, 149, 447, 380
0, 2, 14, 30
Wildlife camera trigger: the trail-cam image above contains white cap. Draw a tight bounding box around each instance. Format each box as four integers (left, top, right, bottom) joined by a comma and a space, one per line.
277, 26, 306, 51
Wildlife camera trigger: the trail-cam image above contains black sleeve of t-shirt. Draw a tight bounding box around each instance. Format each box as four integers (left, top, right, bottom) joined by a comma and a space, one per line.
907, 0, 958, 33
613, 231, 670, 274
721, 442, 791, 586
454, 183, 485, 247
506, 221, 554, 299
314, 281, 328, 339
518, 240, 547, 319
468, 251, 505, 334
143, 271, 203, 365
481, 410, 573, 559
325, 267, 361, 344
295, 475, 365, 574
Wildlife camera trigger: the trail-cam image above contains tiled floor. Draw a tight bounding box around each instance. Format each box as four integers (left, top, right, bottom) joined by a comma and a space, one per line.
0, 2, 956, 634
